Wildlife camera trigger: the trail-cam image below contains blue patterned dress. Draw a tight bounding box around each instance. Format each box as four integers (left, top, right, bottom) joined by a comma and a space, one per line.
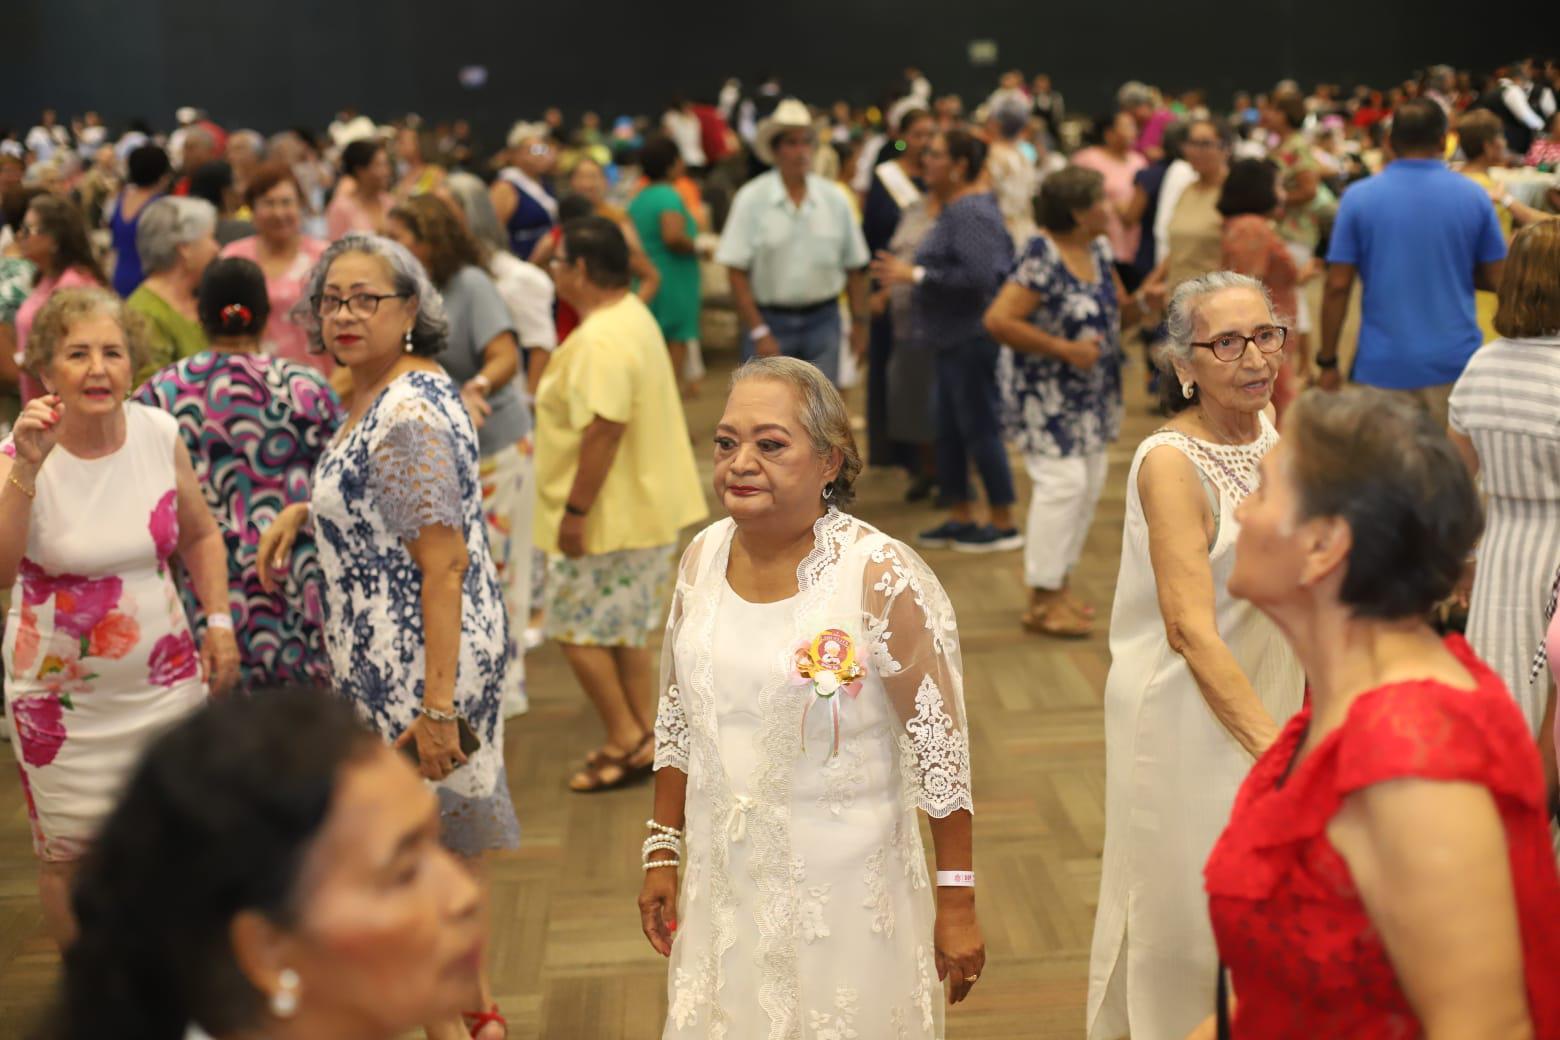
998, 233, 1125, 458
134, 352, 341, 690
312, 370, 519, 854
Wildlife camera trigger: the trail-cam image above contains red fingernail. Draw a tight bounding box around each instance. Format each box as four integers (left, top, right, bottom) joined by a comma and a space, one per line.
668, 920, 677, 931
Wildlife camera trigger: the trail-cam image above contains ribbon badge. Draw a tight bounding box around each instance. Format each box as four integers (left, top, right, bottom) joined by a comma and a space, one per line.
790, 628, 866, 759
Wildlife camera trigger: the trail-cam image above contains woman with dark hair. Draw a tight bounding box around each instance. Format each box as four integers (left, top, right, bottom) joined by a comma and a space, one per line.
1220, 157, 1304, 416
1197, 388, 1560, 1037
1451, 221, 1560, 738
14, 193, 108, 402
186, 160, 255, 246
43, 687, 488, 1040
326, 138, 394, 240
872, 129, 1018, 553
221, 162, 330, 373
861, 107, 934, 487
133, 257, 342, 691
1071, 111, 1146, 284
387, 195, 532, 719
107, 143, 170, 297
1086, 272, 1302, 1040
627, 134, 700, 391
257, 233, 518, 1036
985, 165, 1160, 637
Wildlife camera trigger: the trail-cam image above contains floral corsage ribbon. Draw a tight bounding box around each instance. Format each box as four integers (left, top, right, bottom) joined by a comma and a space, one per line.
790, 628, 866, 759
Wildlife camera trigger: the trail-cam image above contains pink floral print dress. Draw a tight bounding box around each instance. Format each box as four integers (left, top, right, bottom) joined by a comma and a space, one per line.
2, 404, 208, 861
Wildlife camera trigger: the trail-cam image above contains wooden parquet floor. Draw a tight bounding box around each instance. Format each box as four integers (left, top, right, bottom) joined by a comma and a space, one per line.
0, 292, 1353, 1037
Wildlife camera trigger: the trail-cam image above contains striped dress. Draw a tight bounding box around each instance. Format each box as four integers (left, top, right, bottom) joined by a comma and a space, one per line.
1449, 335, 1560, 735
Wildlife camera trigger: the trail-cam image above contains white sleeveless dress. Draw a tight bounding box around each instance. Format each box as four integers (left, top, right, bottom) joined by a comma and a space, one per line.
2, 404, 208, 861
1086, 415, 1303, 1040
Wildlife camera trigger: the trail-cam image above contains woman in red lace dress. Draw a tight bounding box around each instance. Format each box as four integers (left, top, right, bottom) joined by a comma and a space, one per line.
1196, 387, 1560, 1039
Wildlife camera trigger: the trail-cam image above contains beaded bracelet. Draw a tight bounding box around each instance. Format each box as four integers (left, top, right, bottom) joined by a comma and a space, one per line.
646, 819, 683, 837
643, 858, 681, 871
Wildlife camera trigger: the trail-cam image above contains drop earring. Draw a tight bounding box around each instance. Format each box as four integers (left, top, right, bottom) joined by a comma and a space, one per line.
270, 968, 301, 1019
1181, 381, 1195, 400
404, 328, 414, 353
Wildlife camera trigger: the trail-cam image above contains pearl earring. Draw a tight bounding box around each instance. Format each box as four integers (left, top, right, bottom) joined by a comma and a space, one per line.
403, 328, 414, 353
270, 968, 301, 1019
1181, 381, 1195, 400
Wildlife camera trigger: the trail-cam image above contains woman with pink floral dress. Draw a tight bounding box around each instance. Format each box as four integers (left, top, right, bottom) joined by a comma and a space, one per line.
0, 286, 236, 945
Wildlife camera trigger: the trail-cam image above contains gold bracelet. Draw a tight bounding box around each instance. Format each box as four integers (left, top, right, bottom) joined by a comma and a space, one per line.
7, 473, 35, 500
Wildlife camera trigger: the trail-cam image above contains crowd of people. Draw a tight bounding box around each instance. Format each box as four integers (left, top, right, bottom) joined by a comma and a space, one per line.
1, 51, 1559, 1040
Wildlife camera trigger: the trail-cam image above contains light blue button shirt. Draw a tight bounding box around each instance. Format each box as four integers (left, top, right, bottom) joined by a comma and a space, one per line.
715, 171, 870, 306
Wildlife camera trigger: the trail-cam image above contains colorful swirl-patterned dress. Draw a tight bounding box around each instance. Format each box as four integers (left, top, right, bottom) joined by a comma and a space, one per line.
2, 404, 208, 860
135, 351, 342, 689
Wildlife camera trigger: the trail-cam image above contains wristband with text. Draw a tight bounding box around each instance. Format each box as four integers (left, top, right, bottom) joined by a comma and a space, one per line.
205, 613, 235, 632
936, 870, 975, 888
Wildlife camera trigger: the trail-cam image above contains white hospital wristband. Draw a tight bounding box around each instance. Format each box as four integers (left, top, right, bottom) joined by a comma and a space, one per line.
205, 614, 235, 631
749, 324, 772, 341
936, 870, 975, 888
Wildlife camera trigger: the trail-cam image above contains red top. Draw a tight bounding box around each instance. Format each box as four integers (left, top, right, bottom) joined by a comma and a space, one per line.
1205, 636, 1560, 1039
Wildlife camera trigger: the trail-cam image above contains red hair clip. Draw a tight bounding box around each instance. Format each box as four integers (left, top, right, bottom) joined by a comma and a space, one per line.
220, 304, 252, 326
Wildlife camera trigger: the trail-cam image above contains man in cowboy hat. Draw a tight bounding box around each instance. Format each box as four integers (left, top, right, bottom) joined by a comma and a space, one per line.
716, 98, 870, 383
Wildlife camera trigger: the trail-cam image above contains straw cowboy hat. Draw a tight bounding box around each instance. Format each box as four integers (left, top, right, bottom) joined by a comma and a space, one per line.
754, 98, 817, 165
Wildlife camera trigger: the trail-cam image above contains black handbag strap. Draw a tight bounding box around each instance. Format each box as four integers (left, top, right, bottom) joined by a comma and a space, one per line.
1216, 960, 1231, 1040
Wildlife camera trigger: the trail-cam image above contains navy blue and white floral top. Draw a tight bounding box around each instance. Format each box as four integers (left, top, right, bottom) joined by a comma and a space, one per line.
998, 233, 1124, 458
911, 192, 1014, 349
312, 370, 518, 854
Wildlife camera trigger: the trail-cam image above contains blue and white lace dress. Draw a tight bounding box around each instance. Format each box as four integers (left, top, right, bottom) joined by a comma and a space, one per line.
313, 370, 519, 854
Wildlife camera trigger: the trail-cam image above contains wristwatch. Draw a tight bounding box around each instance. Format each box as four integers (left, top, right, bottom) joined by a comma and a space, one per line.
1314, 354, 1339, 370
564, 501, 589, 517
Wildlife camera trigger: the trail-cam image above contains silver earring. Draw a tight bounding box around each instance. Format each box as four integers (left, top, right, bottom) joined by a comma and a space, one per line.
822, 484, 835, 503
403, 328, 414, 353
270, 968, 301, 1019
1181, 381, 1195, 400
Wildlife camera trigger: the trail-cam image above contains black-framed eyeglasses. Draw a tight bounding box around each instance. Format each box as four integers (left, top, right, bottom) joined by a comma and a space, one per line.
311, 291, 410, 319
1189, 325, 1288, 362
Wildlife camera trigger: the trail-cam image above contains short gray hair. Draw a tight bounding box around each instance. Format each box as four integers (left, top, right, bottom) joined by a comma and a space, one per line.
730, 357, 863, 507
292, 233, 449, 357
1116, 81, 1156, 110
136, 196, 217, 274
1158, 270, 1276, 373
445, 171, 507, 255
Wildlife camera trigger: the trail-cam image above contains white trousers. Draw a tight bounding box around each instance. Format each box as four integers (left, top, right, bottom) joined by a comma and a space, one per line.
1023, 451, 1109, 590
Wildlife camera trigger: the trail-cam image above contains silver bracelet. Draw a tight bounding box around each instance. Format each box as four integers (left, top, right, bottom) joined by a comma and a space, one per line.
419, 705, 460, 723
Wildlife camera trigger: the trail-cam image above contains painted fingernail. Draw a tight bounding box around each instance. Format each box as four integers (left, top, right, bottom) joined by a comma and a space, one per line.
668, 920, 677, 931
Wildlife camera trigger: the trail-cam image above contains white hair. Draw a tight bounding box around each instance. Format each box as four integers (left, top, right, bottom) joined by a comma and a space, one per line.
136, 196, 217, 273
444, 171, 507, 255
1157, 270, 1276, 373
730, 357, 862, 506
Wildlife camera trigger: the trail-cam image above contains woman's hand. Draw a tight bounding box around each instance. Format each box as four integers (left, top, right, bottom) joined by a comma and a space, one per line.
934, 889, 986, 1005
200, 625, 240, 695
869, 251, 918, 287
11, 395, 63, 467
256, 502, 310, 593
460, 379, 492, 431
392, 714, 467, 782
1062, 333, 1103, 371
638, 859, 680, 957
558, 512, 587, 559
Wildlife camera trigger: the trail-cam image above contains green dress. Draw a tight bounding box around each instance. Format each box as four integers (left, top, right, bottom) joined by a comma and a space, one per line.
627, 183, 701, 343
127, 285, 208, 385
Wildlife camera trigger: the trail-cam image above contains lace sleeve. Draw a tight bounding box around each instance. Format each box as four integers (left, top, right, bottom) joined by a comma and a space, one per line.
653, 532, 705, 773
367, 402, 466, 539
863, 539, 972, 817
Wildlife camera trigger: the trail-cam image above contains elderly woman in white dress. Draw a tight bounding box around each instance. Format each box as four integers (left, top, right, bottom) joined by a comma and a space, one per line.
638, 357, 983, 1038
1086, 272, 1304, 1040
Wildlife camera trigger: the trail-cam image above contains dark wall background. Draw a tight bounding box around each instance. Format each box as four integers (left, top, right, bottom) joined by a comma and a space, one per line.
3, 0, 1548, 144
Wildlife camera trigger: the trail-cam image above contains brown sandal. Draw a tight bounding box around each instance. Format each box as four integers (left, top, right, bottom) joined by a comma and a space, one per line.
569, 734, 655, 793
1021, 604, 1094, 639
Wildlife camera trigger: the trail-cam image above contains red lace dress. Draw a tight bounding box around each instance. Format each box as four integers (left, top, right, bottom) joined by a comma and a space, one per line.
1205, 636, 1560, 1038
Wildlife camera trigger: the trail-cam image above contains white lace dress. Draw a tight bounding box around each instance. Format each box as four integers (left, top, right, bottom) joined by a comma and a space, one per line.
654, 510, 972, 1040
1086, 416, 1304, 1040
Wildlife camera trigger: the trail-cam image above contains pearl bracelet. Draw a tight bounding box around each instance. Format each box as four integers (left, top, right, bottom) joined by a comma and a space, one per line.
646, 819, 684, 837
643, 858, 681, 871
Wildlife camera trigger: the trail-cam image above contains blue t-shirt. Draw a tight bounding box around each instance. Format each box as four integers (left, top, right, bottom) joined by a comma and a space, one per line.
1326, 159, 1506, 389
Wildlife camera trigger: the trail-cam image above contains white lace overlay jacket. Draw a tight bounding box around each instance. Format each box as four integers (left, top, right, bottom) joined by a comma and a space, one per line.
653, 511, 972, 1040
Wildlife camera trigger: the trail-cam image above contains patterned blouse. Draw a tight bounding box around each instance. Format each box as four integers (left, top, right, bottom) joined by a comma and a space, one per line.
998, 233, 1124, 458
134, 352, 343, 689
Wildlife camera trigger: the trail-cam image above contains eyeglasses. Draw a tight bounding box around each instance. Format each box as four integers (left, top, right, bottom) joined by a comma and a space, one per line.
1190, 325, 1288, 362
15, 224, 41, 240
311, 291, 409, 319
526, 143, 552, 156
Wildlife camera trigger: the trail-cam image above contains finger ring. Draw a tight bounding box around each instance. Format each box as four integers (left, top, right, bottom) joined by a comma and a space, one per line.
964, 975, 979, 982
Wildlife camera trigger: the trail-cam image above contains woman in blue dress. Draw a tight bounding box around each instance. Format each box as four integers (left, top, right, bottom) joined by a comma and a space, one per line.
256, 233, 517, 1039
985, 165, 1161, 638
